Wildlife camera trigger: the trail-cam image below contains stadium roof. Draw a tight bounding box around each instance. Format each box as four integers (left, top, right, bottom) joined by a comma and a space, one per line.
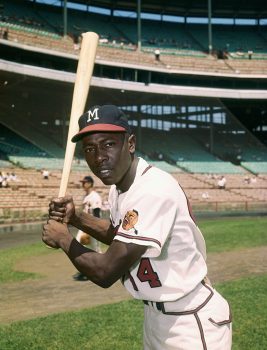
68, 0, 267, 18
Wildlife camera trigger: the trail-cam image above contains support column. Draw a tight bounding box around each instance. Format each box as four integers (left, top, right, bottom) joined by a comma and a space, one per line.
209, 106, 214, 154
208, 0, 212, 54
137, 0, 142, 51
63, 0, 68, 37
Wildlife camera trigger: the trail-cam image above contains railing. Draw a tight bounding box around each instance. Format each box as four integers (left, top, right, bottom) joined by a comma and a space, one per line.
0, 206, 48, 224
191, 201, 267, 213
0, 201, 266, 224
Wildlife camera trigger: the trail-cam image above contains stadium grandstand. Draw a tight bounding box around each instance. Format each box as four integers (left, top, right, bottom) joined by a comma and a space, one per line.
0, 0, 267, 222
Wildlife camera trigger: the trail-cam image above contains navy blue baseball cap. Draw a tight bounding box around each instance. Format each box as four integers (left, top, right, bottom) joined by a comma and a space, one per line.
71, 104, 132, 143
80, 175, 94, 184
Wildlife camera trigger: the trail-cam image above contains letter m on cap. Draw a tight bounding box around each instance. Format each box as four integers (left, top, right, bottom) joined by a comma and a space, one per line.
87, 108, 99, 122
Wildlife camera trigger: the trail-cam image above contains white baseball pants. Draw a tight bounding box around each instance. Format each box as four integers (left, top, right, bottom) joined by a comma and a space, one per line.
143, 282, 232, 350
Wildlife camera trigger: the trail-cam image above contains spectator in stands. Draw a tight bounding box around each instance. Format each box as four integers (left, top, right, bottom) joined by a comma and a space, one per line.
201, 191, 210, 200
6, 172, 19, 183
236, 154, 242, 163
243, 175, 251, 185
10, 172, 18, 181
154, 48, 160, 61
248, 51, 253, 60
73, 33, 80, 51
5, 172, 12, 184
0, 172, 3, 188
42, 169, 49, 180
217, 175, 226, 189
73, 175, 102, 281
250, 175, 257, 184
3, 27, 8, 40
0, 171, 8, 188
99, 37, 109, 44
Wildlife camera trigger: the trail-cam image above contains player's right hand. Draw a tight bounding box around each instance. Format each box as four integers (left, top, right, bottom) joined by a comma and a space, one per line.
49, 196, 75, 224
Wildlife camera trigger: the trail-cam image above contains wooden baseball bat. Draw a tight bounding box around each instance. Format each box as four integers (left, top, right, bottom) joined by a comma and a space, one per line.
58, 32, 99, 197
45, 32, 98, 249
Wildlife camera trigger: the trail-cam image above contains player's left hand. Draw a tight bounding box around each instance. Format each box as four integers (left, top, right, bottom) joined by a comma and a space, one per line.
48, 196, 75, 224
42, 219, 70, 249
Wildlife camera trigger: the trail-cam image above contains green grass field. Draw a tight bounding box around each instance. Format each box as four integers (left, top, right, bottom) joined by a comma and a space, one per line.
0, 216, 266, 349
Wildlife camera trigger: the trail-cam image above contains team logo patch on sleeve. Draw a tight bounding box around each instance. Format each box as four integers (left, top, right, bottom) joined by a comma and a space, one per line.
122, 209, 139, 234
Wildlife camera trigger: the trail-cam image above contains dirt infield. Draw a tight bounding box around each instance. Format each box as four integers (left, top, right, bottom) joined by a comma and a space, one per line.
0, 223, 267, 325
0, 251, 131, 324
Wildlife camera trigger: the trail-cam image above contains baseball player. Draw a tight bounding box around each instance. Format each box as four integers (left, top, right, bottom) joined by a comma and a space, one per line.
73, 175, 102, 281
43, 105, 232, 349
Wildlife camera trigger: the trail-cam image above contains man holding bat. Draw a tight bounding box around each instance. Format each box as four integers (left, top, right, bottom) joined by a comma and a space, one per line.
43, 104, 232, 349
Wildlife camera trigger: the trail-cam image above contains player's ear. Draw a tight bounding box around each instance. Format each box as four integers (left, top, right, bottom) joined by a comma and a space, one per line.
128, 134, 136, 154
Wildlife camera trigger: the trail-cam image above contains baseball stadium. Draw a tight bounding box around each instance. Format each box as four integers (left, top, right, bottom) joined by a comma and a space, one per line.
0, 0, 266, 349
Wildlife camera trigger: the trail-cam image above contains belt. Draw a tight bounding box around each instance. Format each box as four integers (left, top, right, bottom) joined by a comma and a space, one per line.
143, 280, 213, 316
143, 300, 163, 312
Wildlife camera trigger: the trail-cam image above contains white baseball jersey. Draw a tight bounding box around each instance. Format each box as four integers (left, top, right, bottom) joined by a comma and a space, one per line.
83, 190, 102, 214
109, 157, 207, 302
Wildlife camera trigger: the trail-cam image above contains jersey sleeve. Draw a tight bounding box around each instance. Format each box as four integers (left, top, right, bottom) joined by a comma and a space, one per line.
114, 191, 177, 258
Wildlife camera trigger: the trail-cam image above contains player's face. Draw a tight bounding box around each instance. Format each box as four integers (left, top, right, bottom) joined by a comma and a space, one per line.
82, 181, 92, 191
82, 132, 135, 189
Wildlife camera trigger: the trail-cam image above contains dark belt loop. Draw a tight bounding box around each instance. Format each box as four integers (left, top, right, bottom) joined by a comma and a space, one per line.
143, 300, 164, 312
156, 302, 163, 311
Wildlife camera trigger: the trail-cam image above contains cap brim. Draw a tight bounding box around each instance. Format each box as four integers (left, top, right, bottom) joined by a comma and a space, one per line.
71, 124, 127, 142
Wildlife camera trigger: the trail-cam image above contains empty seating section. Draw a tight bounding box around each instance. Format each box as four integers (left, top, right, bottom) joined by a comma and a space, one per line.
188, 128, 267, 174
138, 128, 243, 173
0, 167, 266, 224
6, 156, 88, 171
112, 17, 137, 44
218, 173, 267, 189
1, 125, 259, 175
139, 21, 203, 52
69, 13, 121, 42
176, 161, 244, 174
173, 172, 267, 203
0, 168, 110, 209
190, 24, 267, 54
208, 132, 267, 174
241, 162, 267, 174
240, 143, 267, 172
0, 0, 61, 39
231, 188, 267, 201
172, 173, 212, 189
240, 146, 267, 162
148, 160, 182, 173
139, 128, 214, 161
1, 0, 267, 73
0, 124, 47, 158
0, 159, 13, 167
0, 124, 70, 170
186, 188, 247, 202
1, 120, 265, 176
210, 132, 267, 162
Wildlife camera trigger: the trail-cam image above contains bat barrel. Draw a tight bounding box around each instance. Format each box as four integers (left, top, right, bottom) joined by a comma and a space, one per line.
58, 32, 99, 197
